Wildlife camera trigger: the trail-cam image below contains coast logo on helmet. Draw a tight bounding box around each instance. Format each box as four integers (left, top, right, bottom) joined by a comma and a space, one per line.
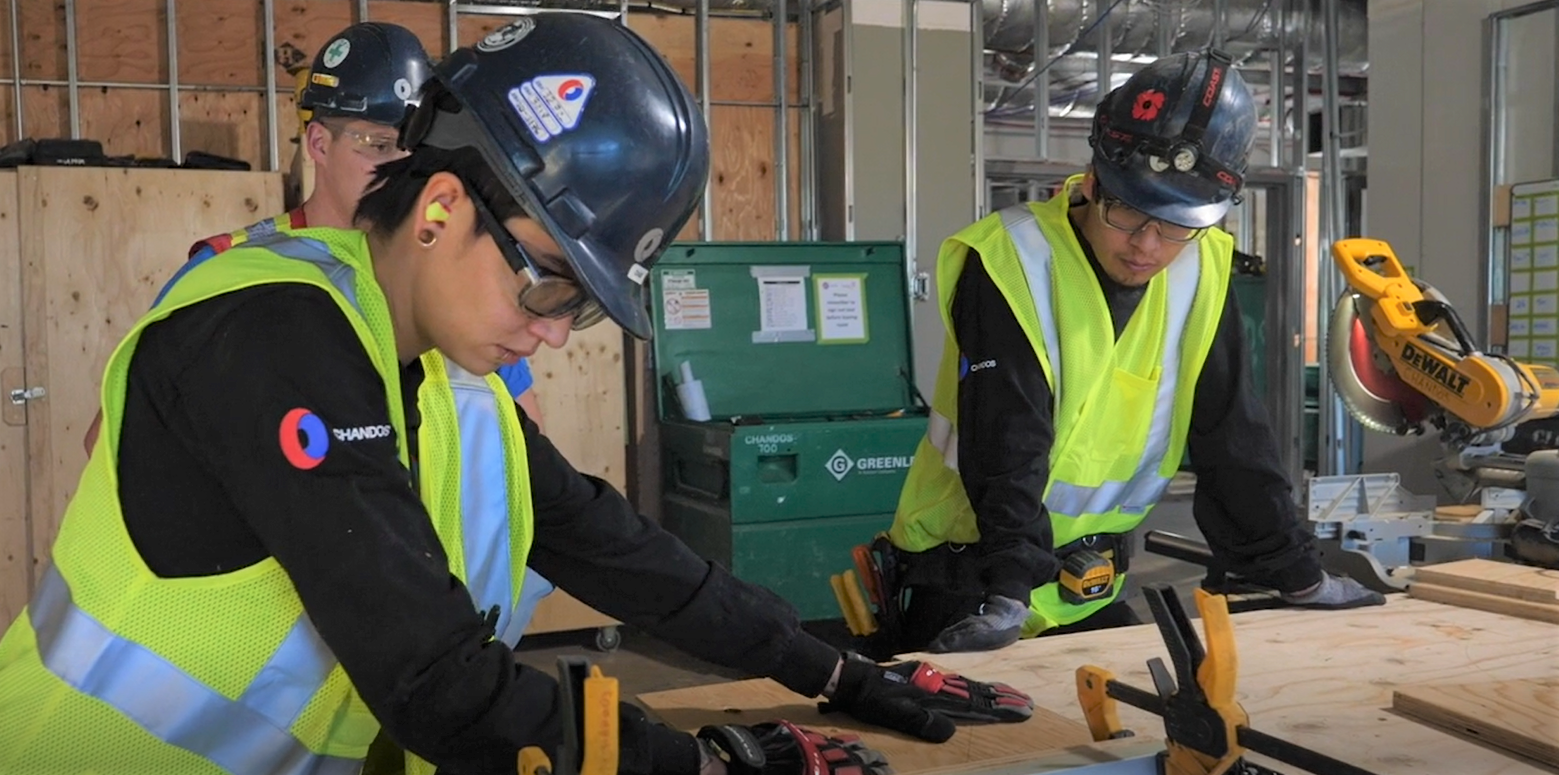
279, 407, 330, 470
477, 18, 535, 52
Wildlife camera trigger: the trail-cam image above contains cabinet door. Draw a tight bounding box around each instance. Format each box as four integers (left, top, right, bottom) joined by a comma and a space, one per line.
0, 173, 29, 628
19, 167, 283, 580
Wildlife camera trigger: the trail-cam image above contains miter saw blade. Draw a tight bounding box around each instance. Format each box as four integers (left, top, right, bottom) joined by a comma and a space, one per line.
1327, 290, 1435, 434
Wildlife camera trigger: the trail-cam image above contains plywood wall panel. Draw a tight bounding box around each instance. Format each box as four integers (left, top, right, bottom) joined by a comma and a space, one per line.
180, 90, 267, 165
77, 87, 168, 159
272, 0, 355, 86
179, 2, 265, 87
0, 85, 71, 142
75, 0, 164, 84
368, 0, 449, 54
18, 0, 68, 82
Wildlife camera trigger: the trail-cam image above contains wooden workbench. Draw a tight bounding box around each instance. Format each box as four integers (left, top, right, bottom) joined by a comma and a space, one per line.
640, 597, 1559, 775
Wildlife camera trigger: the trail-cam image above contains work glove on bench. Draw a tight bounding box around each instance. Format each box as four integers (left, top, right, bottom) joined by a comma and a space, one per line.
1279, 571, 1385, 610
925, 594, 1029, 654
696, 720, 893, 775
817, 652, 1034, 743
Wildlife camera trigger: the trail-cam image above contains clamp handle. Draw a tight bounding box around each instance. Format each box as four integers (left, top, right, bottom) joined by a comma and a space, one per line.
523, 657, 619, 775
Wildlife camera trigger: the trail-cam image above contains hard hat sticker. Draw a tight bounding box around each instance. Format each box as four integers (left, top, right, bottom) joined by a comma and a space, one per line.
532, 75, 595, 130
477, 18, 536, 52
507, 74, 596, 145
322, 38, 350, 69
508, 87, 554, 144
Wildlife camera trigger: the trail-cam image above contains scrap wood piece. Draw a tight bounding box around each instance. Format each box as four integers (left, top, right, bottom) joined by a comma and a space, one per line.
1408, 582, 1559, 626
1413, 559, 1559, 604
637, 676, 1096, 775
1392, 678, 1559, 768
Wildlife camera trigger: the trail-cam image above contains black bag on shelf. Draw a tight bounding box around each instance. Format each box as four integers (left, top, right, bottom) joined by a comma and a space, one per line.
0, 138, 109, 168
182, 151, 251, 171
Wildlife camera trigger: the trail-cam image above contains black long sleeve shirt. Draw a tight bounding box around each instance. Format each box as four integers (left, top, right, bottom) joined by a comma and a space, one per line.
114, 284, 841, 775
952, 214, 1321, 604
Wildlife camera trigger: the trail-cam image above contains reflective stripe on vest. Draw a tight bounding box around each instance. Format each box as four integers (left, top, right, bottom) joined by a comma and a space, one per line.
30, 566, 358, 775
444, 358, 527, 646
30, 234, 368, 774
924, 204, 1201, 516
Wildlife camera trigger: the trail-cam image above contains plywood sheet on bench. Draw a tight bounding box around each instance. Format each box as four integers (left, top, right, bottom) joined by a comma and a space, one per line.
638, 676, 1095, 775
893, 597, 1559, 775
1393, 679, 1559, 768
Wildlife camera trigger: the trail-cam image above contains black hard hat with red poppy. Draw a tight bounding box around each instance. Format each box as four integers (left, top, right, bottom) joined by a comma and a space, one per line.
1087, 49, 1257, 229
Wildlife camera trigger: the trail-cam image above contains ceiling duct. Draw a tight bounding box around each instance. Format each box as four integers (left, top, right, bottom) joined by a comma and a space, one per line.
464, 0, 1366, 77
981, 0, 1368, 75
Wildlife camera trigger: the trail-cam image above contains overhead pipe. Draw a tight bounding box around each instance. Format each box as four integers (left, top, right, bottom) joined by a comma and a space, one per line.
978, 0, 1369, 74
558, 0, 1367, 74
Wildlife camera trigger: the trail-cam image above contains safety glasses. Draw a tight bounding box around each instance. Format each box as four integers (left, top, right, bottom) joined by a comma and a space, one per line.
465, 186, 607, 330
1093, 186, 1206, 244
323, 120, 409, 164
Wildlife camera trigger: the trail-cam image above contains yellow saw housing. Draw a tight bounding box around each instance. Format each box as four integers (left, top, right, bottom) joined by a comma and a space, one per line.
1331, 238, 1559, 435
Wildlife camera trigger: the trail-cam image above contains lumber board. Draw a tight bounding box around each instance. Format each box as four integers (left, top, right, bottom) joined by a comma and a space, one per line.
19, 167, 284, 580
0, 173, 28, 630
873, 597, 1559, 775
1409, 582, 1559, 625
1413, 559, 1559, 604
639, 675, 1097, 775
1393, 679, 1559, 769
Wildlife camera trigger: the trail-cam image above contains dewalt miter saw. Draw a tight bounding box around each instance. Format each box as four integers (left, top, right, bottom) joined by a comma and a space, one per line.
1321, 237, 1559, 574
1329, 238, 1559, 449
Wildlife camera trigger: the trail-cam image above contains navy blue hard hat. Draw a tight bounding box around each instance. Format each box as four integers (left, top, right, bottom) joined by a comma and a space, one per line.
1088, 49, 1257, 229
300, 22, 434, 127
401, 14, 710, 340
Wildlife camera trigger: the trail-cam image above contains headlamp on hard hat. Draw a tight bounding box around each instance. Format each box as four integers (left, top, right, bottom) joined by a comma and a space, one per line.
1090, 49, 1247, 203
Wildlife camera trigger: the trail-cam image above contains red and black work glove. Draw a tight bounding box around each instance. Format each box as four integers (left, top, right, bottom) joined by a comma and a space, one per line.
816, 652, 1035, 743
696, 720, 893, 775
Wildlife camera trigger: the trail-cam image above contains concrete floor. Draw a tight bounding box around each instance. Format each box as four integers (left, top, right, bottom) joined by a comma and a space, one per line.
513, 493, 1211, 708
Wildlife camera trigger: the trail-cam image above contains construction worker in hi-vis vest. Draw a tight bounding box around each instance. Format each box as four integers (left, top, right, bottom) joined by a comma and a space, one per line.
885, 49, 1385, 655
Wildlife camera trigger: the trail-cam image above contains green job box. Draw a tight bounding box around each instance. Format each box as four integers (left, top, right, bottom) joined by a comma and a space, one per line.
651, 241, 929, 620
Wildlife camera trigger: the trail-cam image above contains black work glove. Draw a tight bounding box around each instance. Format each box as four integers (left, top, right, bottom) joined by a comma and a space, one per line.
817, 653, 1035, 743
696, 720, 893, 775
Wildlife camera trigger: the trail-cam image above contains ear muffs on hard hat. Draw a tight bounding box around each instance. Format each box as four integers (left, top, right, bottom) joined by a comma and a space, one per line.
293, 67, 314, 131
1088, 48, 1257, 229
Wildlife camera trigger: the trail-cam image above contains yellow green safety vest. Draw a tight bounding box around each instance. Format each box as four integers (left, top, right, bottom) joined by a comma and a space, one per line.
889, 174, 1231, 637
193, 213, 539, 775
199, 214, 538, 775
0, 227, 534, 775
